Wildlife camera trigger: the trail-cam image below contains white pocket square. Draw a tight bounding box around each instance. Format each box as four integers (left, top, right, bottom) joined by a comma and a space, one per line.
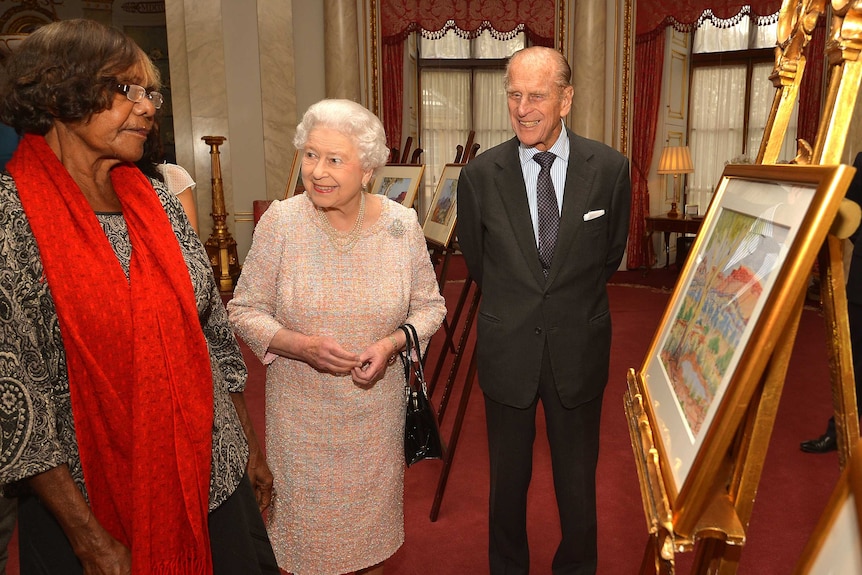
583, 209, 605, 221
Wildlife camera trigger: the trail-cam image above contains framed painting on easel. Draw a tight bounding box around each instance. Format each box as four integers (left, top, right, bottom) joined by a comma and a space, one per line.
369, 164, 425, 209
632, 163, 853, 537
423, 164, 461, 248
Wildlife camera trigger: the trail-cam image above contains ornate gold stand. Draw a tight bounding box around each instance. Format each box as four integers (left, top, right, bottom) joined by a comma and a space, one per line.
631, 3, 862, 572
804, 0, 862, 469
202, 136, 241, 293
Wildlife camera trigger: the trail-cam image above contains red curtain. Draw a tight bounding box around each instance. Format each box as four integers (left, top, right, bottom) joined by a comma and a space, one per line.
627, 33, 666, 269
637, 0, 783, 37
382, 42, 404, 152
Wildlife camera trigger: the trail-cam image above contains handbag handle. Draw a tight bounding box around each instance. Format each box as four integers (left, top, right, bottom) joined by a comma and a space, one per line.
398, 323, 426, 391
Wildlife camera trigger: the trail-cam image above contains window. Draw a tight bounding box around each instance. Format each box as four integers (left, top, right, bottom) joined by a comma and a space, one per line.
687, 15, 796, 208
418, 30, 524, 217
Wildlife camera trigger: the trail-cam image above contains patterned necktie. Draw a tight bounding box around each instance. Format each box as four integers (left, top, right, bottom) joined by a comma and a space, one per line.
534, 151, 559, 275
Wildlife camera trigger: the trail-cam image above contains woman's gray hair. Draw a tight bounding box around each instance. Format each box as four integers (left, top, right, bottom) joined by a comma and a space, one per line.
293, 99, 390, 171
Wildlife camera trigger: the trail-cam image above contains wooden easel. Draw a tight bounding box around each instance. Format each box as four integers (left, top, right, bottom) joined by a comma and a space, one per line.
389, 135, 424, 165
427, 267, 481, 522
630, 2, 862, 572
427, 132, 480, 355
422, 132, 483, 521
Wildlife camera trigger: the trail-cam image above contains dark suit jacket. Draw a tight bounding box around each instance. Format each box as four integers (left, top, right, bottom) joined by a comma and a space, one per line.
457, 129, 631, 409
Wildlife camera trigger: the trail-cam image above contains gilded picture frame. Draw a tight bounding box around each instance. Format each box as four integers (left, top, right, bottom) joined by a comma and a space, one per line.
636, 163, 854, 535
794, 438, 862, 574
423, 163, 461, 248
369, 164, 425, 209
283, 150, 306, 199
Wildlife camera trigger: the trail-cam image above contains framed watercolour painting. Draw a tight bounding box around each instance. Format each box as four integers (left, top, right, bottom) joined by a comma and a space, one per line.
283, 150, 306, 199
423, 164, 462, 248
634, 163, 854, 535
369, 164, 425, 208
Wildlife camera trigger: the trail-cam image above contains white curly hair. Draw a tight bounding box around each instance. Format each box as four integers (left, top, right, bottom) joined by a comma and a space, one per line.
293, 99, 390, 172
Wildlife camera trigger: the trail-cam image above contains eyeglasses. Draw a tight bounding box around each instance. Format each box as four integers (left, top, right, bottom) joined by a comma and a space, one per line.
116, 83, 164, 110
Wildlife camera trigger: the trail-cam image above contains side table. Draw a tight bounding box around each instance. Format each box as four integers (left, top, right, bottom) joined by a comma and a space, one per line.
645, 215, 703, 269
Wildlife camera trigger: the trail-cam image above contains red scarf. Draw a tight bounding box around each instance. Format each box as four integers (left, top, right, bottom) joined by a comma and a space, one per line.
9, 134, 214, 574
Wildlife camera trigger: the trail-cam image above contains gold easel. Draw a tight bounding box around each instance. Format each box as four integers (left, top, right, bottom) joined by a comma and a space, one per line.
202, 136, 241, 293
755, 0, 821, 165
808, 0, 862, 468
628, 2, 862, 572
756, 0, 862, 469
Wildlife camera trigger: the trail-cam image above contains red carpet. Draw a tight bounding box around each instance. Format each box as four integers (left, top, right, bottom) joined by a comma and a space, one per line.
380, 264, 839, 574
4, 264, 842, 574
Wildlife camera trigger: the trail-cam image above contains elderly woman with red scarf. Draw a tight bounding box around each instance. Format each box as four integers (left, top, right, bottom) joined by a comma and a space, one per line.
0, 19, 278, 575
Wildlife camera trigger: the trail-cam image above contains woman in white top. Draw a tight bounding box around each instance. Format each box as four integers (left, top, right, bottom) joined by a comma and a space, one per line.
137, 122, 200, 234
156, 161, 199, 233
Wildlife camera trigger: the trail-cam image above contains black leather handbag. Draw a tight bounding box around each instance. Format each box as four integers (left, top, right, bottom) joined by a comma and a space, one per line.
399, 323, 444, 466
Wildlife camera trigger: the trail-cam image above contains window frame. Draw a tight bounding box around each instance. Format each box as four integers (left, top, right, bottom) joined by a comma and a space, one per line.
688, 46, 775, 159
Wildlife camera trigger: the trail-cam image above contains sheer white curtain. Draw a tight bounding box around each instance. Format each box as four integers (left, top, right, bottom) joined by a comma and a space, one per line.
693, 18, 749, 52
687, 16, 788, 211
419, 70, 510, 219
748, 61, 799, 163
688, 65, 746, 210
473, 31, 525, 58
420, 70, 470, 219
473, 70, 511, 162
693, 16, 777, 53
418, 30, 522, 220
420, 31, 469, 58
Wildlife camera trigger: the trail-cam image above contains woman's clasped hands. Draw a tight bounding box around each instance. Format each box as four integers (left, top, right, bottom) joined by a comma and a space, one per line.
303, 335, 394, 387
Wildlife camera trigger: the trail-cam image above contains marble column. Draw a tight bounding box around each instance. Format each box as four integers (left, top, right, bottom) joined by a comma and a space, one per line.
569, 0, 606, 142
164, 0, 230, 247
323, 0, 361, 100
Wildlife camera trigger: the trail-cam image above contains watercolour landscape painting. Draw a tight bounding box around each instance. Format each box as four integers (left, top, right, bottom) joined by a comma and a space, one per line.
638, 164, 854, 508
659, 208, 788, 436
378, 177, 411, 203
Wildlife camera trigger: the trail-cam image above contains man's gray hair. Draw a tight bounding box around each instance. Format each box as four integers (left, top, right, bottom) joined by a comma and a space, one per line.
504, 46, 572, 92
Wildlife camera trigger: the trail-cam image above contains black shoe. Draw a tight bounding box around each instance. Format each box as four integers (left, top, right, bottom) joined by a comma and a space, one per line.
800, 433, 838, 453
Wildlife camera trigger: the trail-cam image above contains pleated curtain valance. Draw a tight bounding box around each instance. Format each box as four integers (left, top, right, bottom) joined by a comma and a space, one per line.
636, 0, 783, 38
380, 0, 554, 47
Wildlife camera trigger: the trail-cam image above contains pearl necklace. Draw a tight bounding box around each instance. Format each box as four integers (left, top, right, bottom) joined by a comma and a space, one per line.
317, 191, 366, 252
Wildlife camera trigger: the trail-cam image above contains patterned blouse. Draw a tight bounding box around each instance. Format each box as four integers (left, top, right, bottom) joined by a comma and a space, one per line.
0, 172, 249, 511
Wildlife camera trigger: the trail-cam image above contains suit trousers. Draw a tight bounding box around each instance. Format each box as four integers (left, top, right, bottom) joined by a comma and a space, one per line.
826, 300, 862, 436
484, 344, 603, 575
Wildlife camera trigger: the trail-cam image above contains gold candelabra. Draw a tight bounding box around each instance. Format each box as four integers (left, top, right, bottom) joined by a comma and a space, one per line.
202, 135, 241, 293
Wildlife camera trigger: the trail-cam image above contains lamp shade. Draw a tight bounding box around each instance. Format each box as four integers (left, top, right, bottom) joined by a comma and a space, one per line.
657, 146, 694, 175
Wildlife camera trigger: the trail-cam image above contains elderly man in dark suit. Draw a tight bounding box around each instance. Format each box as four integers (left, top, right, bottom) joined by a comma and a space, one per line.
457, 46, 631, 574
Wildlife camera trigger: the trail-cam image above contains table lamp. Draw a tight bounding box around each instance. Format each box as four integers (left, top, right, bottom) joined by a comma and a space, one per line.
657, 145, 694, 218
